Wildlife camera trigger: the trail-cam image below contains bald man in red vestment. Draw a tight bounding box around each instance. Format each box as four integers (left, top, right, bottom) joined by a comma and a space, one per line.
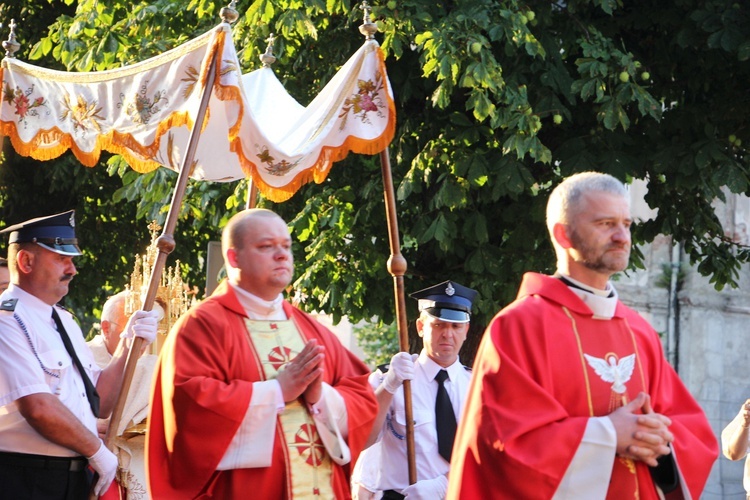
147, 209, 377, 499
448, 172, 717, 499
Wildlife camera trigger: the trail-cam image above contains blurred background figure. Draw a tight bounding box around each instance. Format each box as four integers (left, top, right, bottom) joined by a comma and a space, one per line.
0, 257, 9, 293
721, 399, 750, 499
87, 291, 161, 499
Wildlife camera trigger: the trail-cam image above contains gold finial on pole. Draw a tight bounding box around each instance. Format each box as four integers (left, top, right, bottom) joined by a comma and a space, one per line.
260, 33, 276, 67
220, 0, 239, 24
359, 1, 378, 40
2, 19, 20, 58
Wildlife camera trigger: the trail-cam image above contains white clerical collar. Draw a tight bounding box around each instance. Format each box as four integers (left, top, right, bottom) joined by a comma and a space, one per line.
229, 283, 287, 320
557, 273, 619, 320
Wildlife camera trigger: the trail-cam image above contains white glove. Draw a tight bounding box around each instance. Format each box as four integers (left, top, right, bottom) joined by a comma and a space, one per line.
402, 475, 448, 500
87, 442, 118, 496
382, 352, 418, 394
120, 309, 160, 345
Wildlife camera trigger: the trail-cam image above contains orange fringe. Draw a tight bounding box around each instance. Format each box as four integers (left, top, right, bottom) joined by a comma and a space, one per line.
0, 36, 397, 202
0, 31, 222, 171
230, 46, 397, 203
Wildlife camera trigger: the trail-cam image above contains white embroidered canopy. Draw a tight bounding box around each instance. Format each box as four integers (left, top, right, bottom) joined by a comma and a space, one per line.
0, 13, 417, 476
0, 23, 395, 202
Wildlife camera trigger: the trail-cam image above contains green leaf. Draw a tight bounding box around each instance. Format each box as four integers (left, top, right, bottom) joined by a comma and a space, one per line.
694, 147, 712, 169
738, 40, 750, 61
580, 79, 598, 101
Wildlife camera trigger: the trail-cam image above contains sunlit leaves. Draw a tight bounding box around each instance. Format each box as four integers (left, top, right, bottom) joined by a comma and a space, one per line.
571, 29, 662, 132
9, 0, 750, 337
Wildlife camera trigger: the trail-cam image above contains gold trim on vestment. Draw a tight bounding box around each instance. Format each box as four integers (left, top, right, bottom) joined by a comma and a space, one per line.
244, 318, 334, 498
564, 306, 641, 495
564, 306, 595, 416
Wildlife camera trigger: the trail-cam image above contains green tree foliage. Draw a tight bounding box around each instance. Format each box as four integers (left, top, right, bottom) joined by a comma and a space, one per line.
1, 0, 749, 361
353, 320, 399, 368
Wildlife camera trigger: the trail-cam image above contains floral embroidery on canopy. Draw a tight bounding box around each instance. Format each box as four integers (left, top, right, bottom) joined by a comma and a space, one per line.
60, 92, 105, 133
118, 83, 169, 125
220, 59, 238, 78
338, 70, 386, 130
181, 66, 200, 98
256, 146, 302, 176
2, 83, 47, 127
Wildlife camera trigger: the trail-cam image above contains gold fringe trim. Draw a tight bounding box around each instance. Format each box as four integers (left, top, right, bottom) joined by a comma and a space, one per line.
0, 108, 193, 171
231, 46, 397, 203
0, 33, 396, 197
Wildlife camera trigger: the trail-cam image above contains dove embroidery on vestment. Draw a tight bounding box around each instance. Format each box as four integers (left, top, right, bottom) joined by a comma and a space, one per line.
583, 353, 636, 394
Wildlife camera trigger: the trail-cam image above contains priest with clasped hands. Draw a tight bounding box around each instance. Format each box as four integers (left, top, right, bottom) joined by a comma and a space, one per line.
147, 208, 377, 499
448, 172, 718, 499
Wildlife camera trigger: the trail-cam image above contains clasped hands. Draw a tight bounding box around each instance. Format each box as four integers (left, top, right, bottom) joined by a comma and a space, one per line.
276, 339, 325, 405
610, 391, 673, 467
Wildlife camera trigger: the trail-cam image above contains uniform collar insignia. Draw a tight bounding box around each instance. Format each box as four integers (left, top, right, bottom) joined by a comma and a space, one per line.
0, 298, 18, 311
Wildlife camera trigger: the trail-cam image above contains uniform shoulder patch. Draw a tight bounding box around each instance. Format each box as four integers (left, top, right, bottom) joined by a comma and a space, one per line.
0, 298, 18, 311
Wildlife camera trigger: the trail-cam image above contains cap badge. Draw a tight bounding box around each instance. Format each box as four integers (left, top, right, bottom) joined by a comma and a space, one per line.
69, 212, 75, 228
445, 283, 455, 296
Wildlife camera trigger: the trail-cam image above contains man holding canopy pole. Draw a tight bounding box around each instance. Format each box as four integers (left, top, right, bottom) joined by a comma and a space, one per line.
352, 280, 477, 500
0, 210, 159, 499
147, 208, 378, 499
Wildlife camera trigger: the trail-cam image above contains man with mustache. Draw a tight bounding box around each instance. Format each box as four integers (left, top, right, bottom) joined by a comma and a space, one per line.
0, 210, 159, 499
448, 172, 718, 499
147, 208, 377, 499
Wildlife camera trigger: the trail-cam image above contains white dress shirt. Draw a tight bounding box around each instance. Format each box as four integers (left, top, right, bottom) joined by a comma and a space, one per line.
0, 284, 100, 456
360, 350, 471, 493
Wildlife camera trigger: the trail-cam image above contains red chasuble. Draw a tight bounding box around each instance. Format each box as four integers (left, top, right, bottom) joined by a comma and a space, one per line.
147, 281, 377, 499
448, 273, 717, 499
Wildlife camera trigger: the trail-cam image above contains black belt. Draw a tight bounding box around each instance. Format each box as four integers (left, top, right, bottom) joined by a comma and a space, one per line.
382, 490, 405, 500
0, 451, 88, 472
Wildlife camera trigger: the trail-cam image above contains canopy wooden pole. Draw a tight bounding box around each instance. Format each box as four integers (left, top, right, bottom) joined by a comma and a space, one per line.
102, 42, 219, 456
246, 180, 258, 209
379, 146, 416, 484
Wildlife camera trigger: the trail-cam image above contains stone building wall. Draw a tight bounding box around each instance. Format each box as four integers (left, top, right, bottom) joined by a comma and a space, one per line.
617, 181, 750, 499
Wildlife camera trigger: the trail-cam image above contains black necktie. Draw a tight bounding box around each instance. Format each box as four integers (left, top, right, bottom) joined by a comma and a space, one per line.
435, 369, 457, 462
51, 308, 100, 417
